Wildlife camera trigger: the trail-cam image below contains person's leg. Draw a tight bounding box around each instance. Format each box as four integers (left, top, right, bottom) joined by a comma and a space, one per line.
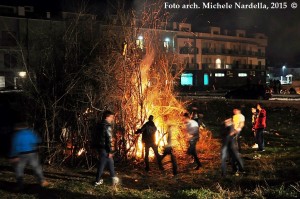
144, 144, 150, 171
221, 145, 228, 176
107, 156, 116, 177
257, 129, 264, 151
95, 150, 108, 183
151, 144, 163, 170
261, 129, 265, 150
229, 139, 244, 172
170, 149, 177, 175
28, 153, 45, 184
14, 154, 28, 189
189, 141, 201, 169
236, 131, 242, 152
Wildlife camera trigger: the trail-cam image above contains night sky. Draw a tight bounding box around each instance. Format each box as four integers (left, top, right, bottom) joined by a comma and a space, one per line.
2, 0, 300, 67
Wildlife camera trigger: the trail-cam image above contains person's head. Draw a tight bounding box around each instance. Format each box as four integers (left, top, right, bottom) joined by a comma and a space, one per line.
233, 108, 241, 115
14, 121, 29, 130
256, 103, 263, 110
183, 112, 190, 122
148, 115, 154, 121
251, 107, 257, 114
102, 110, 115, 124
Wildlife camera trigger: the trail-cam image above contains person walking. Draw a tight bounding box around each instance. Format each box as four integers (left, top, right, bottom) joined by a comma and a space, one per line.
160, 115, 178, 175
232, 109, 245, 152
221, 118, 245, 176
183, 112, 202, 170
10, 122, 49, 191
135, 115, 163, 172
254, 103, 267, 152
94, 110, 119, 186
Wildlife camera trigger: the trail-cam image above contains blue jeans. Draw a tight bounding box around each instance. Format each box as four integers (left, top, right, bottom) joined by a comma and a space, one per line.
221, 136, 244, 175
95, 149, 115, 182
14, 152, 45, 186
256, 128, 264, 150
234, 131, 242, 152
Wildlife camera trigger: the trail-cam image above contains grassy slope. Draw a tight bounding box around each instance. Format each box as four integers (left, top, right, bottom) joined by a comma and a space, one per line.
0, 100, 299, 198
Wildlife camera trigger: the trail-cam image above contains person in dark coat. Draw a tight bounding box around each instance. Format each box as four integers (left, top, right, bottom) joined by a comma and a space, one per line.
94, 110, 119, 186
135, 115, 163, 172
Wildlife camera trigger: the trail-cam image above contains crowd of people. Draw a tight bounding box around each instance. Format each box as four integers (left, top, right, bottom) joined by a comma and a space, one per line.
5, 103, 267, 189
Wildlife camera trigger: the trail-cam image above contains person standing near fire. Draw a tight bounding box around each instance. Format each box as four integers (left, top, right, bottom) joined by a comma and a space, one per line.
183, 112, 202, 170
251, 107, 259, 149
94, 110, 119, 186
232, 108, 245, 152
160, 115, 178, 175
254, 103, 267, 152
221, 117, 245, 176
135, 115, 164, 172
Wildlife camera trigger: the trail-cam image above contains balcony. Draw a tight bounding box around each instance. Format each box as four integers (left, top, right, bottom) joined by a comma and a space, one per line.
202, 63, 265, 70
185, 63, 199, 69
201, 48, 265, 58
180, 47, 199, 54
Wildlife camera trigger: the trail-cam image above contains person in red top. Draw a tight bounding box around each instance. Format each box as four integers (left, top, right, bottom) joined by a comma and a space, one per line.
254, 103, 267, 152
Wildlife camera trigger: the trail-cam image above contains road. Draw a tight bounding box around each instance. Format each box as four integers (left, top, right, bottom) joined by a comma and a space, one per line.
178, 92, 300, 101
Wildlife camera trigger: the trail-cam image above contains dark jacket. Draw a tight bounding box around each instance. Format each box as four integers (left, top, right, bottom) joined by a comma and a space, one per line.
138, 121, 157, 144
96, 120, 113, 153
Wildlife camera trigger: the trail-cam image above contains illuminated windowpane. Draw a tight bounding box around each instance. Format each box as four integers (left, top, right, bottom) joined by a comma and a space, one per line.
181, 73, 193, 86
215, 73, 224, 77
238, 73, 247, 77
204, 74, 209, 85
0, 76, 5, 88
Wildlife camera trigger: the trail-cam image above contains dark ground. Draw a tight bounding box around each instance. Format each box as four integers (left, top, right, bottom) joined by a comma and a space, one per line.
0, 99, 299, 198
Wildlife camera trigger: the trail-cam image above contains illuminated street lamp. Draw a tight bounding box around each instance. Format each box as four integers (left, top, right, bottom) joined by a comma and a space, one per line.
18, 71, 27, 78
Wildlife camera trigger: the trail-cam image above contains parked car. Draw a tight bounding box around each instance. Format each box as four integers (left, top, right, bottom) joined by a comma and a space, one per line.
225, 84, 272, 100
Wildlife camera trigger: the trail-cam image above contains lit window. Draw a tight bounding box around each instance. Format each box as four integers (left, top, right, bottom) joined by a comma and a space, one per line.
238, 73, 247, 77
136, 36, 143, 49
181, 73, 193, 86
215, 73, 224, 77
216, 58, 221, 69
0, 76, 5, 88
204, 74, 209, 85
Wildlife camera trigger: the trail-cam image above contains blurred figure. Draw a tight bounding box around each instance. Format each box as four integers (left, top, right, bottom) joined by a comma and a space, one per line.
10, 122, 49, 191
160, 115, 177, 176
94, 110, 119, 186
183, 112, 202, 170
232, 109, 245, 152
135, 115, 163, 172
251, 108, 258, 149
221, 118, 245, 176
254, 103, 267, 152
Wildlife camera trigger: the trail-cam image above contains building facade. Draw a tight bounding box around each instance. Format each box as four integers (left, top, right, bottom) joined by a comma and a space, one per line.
0, 4, 268, 91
